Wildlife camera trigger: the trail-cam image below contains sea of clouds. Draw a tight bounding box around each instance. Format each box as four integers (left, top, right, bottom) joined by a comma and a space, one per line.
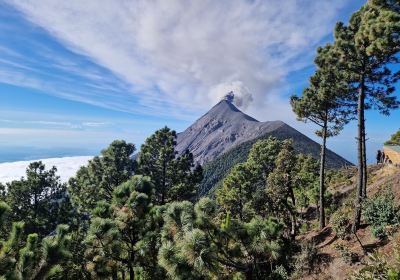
0, 156, 92, 184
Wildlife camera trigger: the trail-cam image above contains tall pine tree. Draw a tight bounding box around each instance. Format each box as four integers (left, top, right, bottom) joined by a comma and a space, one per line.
69, 140, 136, 213
4, 162, 73, 236
334, 0, 400, 231
138, 127, 202, 204
291, 44, 354, 229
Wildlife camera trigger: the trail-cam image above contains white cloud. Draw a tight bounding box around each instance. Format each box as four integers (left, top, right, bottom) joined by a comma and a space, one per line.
82, 122, 108, 127
8, 0, 354, 121
0, 156, 92, 183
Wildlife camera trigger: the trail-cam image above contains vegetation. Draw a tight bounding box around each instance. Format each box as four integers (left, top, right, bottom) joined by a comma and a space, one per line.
0, 134, 324, 279
292, 241, 321, 277
0, 201, 71, 279
200, 126, 330, 197
331, 206, 352, 240
69, 140, 136, 213
137, 126, 203, 204
385, 129, 400, 145
363, 191, 400, 239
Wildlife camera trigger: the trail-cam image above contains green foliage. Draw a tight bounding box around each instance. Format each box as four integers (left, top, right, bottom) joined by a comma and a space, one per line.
216, 138, 320, 240
85, 175, 165, 279
385, 129, 400, 145
266, 140, 298, 238
334, 0, 400, 113
138, 126, 202, 204
216, 137, 283, 220
270, 265, 289, 280
0, 201, 71, 280
69, 140, 136, 213
199, 124, 339, 197
291, 44, 353, 138
159, 198, 289, 279
291, 42, 355, 229
331, 207, 352, 240
3, 162, 73, 236
294, 155, 319, 206
200, 136, 256, 196
363, 191, 400, 239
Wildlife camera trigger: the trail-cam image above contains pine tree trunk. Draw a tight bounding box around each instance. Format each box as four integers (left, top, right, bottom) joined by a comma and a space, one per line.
290, 209, 297, 240
352, 75, 365, 233
239, 184, 243, 221
319, 122, 327, 230
129, 264, 134, 280
362, 124, 367, 198
161, 158, 166, 204
245, 268, 253, 280
112, 268, 118, 280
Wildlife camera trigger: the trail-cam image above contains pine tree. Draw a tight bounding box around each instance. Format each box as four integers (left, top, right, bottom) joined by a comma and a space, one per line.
334, 0, 400, 231
159, 198, 287, 280
85, 175, 165, 279
266, 140, 299, 239
69, 140, 136, 213
138, 127, 202, 204
294, 154, 320, 214
291, 44, 354, 229
0, 202, 71, 280
4, 162, 72, 236
216, 137, 283, 221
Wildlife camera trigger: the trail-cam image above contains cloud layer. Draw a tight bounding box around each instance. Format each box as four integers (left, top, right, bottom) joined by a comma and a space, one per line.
0, 156, 92, 183
8, 0, 354, 119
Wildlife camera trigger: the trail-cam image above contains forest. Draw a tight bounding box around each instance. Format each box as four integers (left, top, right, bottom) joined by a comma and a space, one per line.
0, 0, 399, 279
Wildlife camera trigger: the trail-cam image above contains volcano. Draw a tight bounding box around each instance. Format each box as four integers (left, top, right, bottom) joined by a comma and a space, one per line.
176, 98, 351, 167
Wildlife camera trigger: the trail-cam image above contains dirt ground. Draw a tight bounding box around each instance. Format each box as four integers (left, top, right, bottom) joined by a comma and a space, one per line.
299, 164, 400, 280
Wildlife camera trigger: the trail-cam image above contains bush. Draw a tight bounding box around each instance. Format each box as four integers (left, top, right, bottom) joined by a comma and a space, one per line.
293, 241, 320, 277
363, 191, 400, 239
269, 265, 289, 280
331, 207, 352, 240
334, 242, 358, 264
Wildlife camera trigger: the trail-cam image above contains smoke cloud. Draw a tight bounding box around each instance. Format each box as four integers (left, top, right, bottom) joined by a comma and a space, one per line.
209, 81, 254, 109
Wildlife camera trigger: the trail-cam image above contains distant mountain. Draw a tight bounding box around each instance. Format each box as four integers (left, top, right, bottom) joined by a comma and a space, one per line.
175, 97, 352, 195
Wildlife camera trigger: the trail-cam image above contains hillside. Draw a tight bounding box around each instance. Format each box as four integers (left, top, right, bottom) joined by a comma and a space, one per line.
198, 123, 354, 196
299, 164, 400, 279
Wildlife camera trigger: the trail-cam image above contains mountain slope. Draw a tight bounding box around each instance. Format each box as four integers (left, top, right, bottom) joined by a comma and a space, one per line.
176, 99, 351, 167
176, 99, 286, 165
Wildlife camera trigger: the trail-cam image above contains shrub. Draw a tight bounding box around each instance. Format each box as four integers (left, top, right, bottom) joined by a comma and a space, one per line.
334, 242, 358, 264
269, 265, 289, 280
363, 191, 400, 239
293, 241, 320, 277
330, 207, 352, 240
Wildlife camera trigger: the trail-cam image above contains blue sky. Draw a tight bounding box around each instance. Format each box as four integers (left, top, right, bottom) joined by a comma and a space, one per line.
0, 0, 398, 164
